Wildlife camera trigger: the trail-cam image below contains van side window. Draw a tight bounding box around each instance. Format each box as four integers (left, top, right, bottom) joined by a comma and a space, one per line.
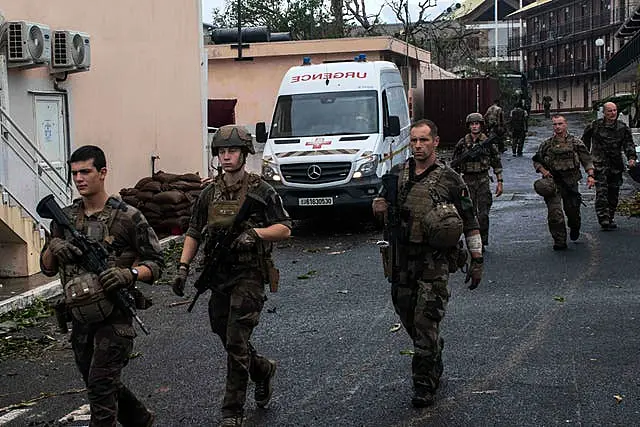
382, 90, 390, 129
385, 86, 410, 128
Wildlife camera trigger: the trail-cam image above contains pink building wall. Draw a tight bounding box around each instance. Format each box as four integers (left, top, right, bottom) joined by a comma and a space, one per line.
207, 37, 438, 128
2, 0, 205, 194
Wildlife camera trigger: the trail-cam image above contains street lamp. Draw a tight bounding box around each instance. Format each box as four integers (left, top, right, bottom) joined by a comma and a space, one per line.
595, 38, 605, 101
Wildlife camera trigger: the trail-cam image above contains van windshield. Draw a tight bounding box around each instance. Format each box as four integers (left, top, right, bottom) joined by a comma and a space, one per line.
270, 90, 379, 138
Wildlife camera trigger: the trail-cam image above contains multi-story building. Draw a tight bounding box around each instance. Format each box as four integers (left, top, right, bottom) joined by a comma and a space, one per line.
508, 0, 640, 113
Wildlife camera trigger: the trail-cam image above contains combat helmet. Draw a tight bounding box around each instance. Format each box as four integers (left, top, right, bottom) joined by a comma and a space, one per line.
422, 202, 464, 250
466, 112, 484, 124
533, 177, 557, 197
211, 125, 255, 156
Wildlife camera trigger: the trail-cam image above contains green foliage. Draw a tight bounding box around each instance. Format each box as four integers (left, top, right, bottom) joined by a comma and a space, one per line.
0, 298, 53, 328
618, 192, 640, 217
211, 0, 340, 40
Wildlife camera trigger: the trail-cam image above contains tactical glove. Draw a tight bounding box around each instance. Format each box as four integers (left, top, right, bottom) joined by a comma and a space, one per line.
465, 258, 483, 290
231, 228, 259, 250
48, 237, 83, 264
172, 265, 189, 297
99, 267, 134, 293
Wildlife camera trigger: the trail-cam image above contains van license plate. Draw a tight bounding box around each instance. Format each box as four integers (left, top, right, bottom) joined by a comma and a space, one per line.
298, 197, 333, 206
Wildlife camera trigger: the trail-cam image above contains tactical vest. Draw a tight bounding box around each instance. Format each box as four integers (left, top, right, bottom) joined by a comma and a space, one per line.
399, 163, 463, 249
61, 198, 122, 324
545, 139, 579, 172
206, 173, 269, 268
458, 134, 491, 174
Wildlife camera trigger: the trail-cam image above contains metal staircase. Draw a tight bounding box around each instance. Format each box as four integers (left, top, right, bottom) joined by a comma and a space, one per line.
0, 105, 72, 277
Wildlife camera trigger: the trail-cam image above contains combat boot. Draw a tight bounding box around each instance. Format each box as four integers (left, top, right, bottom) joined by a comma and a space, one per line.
569, 228, 580, 241
219, 416, 243, 427
255, 359, 277, 408
411, 385, 435, 408
553, 243, 567, 251
599, 219, 611, 230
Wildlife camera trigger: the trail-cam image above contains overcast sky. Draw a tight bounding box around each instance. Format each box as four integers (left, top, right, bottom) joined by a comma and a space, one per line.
201, 0, 456, 25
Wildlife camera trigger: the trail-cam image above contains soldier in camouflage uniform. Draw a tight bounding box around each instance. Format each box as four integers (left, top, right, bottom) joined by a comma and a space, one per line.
40, 145, 163, 427
509, 104, 528, 157
484, 99, 506, 153
372, 119, 483, 408
581, 102, 637, 230
451, 112, 504, 250
171, 125, 291, 427
533, 115, 595, 249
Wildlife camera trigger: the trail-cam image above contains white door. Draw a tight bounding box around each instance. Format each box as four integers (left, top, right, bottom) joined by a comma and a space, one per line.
35, 94, 66, 179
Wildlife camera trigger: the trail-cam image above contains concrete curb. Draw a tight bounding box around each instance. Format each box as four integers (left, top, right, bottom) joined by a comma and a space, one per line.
0, 235, 183, 315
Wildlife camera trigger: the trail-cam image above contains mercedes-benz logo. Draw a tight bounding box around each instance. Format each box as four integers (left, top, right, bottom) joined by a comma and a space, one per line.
307, 164, 322, 180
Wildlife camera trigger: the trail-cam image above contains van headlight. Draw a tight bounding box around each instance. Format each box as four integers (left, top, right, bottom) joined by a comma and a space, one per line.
353, 157, 378, 179
262, 165, 281, 181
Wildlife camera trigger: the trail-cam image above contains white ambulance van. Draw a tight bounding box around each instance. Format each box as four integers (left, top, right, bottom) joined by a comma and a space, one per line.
255, 55, 411, 217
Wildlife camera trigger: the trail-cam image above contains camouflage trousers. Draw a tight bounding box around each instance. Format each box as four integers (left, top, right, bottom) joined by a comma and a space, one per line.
543, 183, 581, 246
208, 268, 272, 418
463, 174, 493, 246
511, 130, 526, 155
72, 314, 153, 427
593, 168, 623, 224
392, 249, 450, 392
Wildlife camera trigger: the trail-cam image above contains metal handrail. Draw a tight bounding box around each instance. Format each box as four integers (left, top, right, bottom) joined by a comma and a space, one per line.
0, 183, 48, 233
0, 105, 71, 207
0, 105, 68, 186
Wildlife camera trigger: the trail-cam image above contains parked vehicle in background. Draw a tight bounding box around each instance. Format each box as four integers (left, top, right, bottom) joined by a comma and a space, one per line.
256, 55, 411, 218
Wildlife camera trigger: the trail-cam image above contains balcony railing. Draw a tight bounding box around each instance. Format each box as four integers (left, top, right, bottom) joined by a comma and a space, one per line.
607, 31, 640, 78
591, 81, 635, 102
526, 58, 600, 80
509, 7, 636, 51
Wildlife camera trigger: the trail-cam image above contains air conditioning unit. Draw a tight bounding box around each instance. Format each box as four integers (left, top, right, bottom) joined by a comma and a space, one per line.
6, 21, 51, 68
50, 30, 90, 73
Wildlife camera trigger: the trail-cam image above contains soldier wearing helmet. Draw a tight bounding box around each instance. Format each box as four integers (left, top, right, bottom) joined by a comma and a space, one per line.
171, 124, 291, 427
533, 115, 594, 250
451, 112, 504, 251
372, 119, 483, 409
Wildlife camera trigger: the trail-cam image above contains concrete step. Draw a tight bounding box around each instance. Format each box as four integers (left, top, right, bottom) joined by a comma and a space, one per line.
0, 203, 45, 277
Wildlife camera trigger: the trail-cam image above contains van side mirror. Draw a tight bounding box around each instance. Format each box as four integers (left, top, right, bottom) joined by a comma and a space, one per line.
256, 122, 268, 143
385, 115, 401, 137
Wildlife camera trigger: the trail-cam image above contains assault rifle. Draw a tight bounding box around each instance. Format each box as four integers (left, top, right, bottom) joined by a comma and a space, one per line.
532, 153, 587, 207
36, 195, 150, 334
449, 134, 499, 169
377, 173, 401, 284
187, 194, 259, 312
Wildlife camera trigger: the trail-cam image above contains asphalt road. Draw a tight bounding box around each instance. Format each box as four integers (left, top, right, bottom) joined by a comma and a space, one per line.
2, 113, 640, 426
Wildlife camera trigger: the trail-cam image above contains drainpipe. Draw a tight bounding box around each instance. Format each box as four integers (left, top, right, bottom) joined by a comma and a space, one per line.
52, 73, 72, 186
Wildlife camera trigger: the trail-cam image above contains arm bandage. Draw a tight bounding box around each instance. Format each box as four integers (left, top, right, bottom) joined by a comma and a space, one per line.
465, 233, 483, 257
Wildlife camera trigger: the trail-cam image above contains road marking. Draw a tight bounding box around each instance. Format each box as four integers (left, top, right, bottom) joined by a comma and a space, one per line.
0, 408, 30, 424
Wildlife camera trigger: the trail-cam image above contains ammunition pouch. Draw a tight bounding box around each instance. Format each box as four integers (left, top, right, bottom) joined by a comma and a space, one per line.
65, 272, 114, 324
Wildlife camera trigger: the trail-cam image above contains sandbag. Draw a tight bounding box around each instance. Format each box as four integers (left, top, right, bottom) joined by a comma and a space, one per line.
121, 196, 141, 207
120, 188, 138, 197
168, 180, 203, 192
134, 177, 154, 190
153, 171, 181, 183
138, 180, 162, 193
177, 172, 201, 183
152, 190, 187, 205
137, 191, 155, 202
